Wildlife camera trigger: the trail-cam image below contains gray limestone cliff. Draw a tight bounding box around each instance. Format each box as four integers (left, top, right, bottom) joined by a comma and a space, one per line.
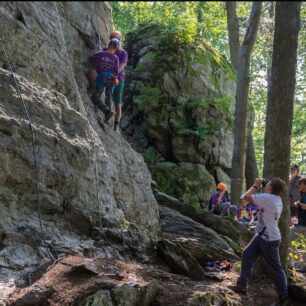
122, 23, 236, 207
0, 2, 159, 302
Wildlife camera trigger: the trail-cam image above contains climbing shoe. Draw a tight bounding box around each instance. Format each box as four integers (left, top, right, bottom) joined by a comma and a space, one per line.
228, 285, 247, 294
104, 111, 114, 123
113, 121, 120, 133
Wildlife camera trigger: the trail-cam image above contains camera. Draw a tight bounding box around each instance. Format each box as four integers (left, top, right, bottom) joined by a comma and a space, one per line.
262, 178, 269, 188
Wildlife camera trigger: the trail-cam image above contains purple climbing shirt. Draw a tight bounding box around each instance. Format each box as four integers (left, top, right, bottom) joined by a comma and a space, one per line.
89, 51, 119, 75
103, 48, 128, 80
211, 192, 228, 206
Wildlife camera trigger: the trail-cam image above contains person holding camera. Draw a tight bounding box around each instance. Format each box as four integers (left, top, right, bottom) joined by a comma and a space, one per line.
231, 177, 288, 304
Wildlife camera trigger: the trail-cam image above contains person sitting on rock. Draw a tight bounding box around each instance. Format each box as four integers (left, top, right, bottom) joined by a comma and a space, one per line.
235, 199, 254, 226
293, 176, 306, 227
88, 38, 120, 123
208, 183, 237, 217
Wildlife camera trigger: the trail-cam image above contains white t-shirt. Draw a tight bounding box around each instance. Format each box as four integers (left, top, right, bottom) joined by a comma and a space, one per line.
251, 193, 283, 241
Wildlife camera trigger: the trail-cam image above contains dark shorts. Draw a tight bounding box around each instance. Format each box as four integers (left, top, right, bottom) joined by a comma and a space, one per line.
113, 79, 124, 105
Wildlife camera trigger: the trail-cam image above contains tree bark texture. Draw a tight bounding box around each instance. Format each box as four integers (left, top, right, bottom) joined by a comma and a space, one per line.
245, 106, 258, 188
197, 2, 206, 35
225, 1, 240, 70
263, 1, 301, 267
230, 2, 262, 205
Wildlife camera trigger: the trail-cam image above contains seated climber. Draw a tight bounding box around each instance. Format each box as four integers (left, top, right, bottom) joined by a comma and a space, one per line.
88, 38, 120, 123
236, 199, 254, 226
246, 202, 260, 221
208, 183, 237, 217
293, 176, 306, 227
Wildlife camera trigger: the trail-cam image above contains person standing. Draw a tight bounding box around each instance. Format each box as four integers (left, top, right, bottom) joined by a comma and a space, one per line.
105, 31, 128, 133
231, 177, 288, 305
288, 164, 301, 220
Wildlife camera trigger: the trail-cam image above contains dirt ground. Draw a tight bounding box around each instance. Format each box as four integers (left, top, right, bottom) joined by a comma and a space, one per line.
7, 254, 306, 306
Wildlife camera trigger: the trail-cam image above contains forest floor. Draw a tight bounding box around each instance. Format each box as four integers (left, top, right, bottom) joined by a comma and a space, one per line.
8, 254, 306, 306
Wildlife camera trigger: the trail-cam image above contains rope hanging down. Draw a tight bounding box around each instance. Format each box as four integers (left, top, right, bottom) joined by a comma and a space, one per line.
0, 36, 56, 262
91, 1, 102, 52
55, 2, 126, 258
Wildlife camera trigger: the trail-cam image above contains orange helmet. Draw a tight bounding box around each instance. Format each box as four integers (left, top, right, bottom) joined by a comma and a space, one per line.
110, 31, 122, 41
216, 183, 227, 191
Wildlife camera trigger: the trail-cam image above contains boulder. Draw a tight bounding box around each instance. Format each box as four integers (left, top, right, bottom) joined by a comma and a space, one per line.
155, 191, 252, 243
160, 206, 237, 263
123, 23, 236, 205
157, 239, 205, 281
9, 285, 54, 306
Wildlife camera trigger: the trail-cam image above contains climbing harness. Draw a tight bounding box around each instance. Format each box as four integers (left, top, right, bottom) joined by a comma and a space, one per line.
0, 36, 56, 264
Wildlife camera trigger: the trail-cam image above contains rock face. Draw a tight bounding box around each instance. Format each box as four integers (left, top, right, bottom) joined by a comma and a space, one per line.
122, 23, 236, 206
159, 206, 237, 263
0, 2, 159, 302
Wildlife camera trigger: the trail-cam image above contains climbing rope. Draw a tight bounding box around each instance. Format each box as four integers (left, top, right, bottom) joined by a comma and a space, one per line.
54, 2, 127, 259
92, 144, 123, 259
54, 2, 85, 114
0, 36, 56, 262
89, 1, 102, 52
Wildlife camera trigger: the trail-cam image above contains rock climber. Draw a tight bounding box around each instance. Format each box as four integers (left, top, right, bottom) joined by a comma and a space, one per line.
88, 38, 120, 124
104, 31, 128, 133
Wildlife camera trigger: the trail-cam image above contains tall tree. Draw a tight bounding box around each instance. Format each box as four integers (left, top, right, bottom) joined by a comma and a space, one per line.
225, 2, 240, 70
245, 107, 259, 188
263, 2, 301, 267
230, 2, 262, 204
197, 2, 206, 36
226, 1, 259, 189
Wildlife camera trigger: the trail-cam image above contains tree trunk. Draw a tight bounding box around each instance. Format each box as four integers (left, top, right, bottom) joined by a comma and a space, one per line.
263, 2, 301, 268
225, 1, 240, 70
245, 106, 258, 188
197, 2, 206, 36
230, 2, 262, 205
226, 1, 259, 190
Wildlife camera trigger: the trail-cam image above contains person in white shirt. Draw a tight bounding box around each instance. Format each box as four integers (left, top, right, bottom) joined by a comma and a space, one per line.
231, 177, 288, 304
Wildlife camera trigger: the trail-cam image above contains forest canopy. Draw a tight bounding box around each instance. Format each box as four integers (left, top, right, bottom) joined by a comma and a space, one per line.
112, 1, 306, 174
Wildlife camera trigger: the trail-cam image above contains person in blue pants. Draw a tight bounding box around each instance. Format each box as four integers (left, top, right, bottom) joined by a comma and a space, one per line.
88, 39, 120, 123
230, 177, 288, 305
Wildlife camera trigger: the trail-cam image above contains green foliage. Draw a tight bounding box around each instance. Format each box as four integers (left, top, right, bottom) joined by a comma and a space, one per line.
137, 87, 162, 112
112, 2, 199, 45
288, 233, 306, 262
113, 1, 305, 174
177, 123, 218, 138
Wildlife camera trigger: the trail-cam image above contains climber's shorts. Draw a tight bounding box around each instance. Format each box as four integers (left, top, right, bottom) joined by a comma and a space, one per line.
96, 71, 114, 93
113, 79, 124, 105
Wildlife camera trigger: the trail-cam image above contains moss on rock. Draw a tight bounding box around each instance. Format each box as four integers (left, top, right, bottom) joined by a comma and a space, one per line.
188, 291, 241, 306
124, 23, 236, 208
